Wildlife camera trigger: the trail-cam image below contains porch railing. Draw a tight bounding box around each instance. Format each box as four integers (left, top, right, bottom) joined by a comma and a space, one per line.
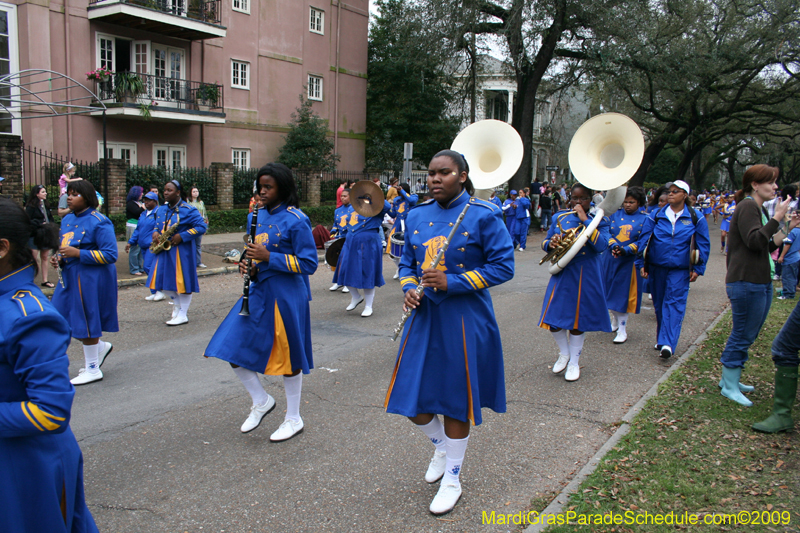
88, 0, 222, 25
94, 74, 224, 111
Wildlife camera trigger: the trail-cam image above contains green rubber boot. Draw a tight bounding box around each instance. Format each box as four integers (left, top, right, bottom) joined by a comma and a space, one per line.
752, 366, 798, 434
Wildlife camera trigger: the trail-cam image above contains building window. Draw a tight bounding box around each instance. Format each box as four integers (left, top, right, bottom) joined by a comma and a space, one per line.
0, 4, 20, 135
308, 75, 323, 101
153, 144, 186, 171
309, 7, 324, 34
232, 60, 249, 89
97, 142, 137, 164
232, 148, 251, 170
98, 35, 115, 71
232, 0, 249, 14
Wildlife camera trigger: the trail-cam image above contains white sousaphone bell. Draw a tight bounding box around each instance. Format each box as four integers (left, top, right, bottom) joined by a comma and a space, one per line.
450, 119, 524, 199
543, 112, 645, 274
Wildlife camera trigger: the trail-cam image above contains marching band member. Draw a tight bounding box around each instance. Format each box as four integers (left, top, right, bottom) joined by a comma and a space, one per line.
51, 180, 118, 386
385, 149, 514, 515
335, 188, 390, 317
148, 180, 207, 326
329, 188, 352, 292
603, 186, 647, 344
502, 190, 517, 236
511, 188, 531, 251
719, 195, 736, 254
387, 182, 419, 278
539, 183, 612, 382
636, 180, 710, 360
126, 191, 163, 301
488, 190, 503, 209
205, 163, 317, 442
0, 198, 99, 532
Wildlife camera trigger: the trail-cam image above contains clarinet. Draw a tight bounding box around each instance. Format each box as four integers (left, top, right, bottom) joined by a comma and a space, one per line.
239, 202, 259, 316
56, 253, 66, 289
391, 202, 471, 341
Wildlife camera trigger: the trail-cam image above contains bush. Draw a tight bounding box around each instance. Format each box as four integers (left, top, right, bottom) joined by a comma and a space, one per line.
301, 205, 336, 227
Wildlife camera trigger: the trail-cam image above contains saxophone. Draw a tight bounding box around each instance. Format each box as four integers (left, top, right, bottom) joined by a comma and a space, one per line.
150, 213, 180, 254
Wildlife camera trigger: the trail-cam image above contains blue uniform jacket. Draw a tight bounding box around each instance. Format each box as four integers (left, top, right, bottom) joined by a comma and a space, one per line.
635, 205, 710, 274
59, 208, 118, 270
251, 203, 318, 293
489, 196, 503, 209
331, 204, 353, 238
514, 197, 532, 220
608, 208, 647, 256
399, 190, 514, 304
542, 209, 611, 264
128, 209, 157, 250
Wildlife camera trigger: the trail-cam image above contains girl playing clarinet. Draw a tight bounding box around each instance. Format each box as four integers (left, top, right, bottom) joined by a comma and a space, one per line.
148, 180, 207, 326
604, 186, 648, 344
51, 180, 118, 385
539, 183, 612, 382
385, 150, 514, 515
205, 163, 317, 443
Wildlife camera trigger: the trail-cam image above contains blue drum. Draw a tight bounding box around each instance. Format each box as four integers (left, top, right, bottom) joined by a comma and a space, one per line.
389, 231, 404, 259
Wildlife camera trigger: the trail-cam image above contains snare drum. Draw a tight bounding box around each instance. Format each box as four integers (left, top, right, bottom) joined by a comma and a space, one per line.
389, 231, 405, 259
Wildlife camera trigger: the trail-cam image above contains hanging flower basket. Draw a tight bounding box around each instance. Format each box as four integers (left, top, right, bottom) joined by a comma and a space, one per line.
86, 67, 114, 82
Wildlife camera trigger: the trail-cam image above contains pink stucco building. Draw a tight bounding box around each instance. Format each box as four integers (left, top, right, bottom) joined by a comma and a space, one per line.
0, 0, 367, 170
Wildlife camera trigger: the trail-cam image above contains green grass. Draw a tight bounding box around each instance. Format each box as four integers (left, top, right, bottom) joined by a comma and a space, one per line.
529, 298, 799, 532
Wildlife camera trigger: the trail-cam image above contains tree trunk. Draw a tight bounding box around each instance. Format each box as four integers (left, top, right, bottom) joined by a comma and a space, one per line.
506, 0, 566, 193
630, 136, 669, 186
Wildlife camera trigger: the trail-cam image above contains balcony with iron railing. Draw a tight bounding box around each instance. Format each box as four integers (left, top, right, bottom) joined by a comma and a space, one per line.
88, 0, 225, 40
90, 73, 225, 124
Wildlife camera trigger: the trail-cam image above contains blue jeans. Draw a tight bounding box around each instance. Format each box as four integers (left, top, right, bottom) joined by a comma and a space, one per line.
541, 209, 552, 230
781, 261, 799, 298
126, 225, 143, 274
195, 235, 203, 265
773, 298, 800, 367
720, 281, 772, 369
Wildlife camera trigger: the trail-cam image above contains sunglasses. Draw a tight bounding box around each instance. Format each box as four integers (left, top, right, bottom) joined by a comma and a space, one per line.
667, 189, 684, 195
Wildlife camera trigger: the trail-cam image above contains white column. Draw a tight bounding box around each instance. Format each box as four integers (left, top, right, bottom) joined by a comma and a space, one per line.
507, 90, 514, 124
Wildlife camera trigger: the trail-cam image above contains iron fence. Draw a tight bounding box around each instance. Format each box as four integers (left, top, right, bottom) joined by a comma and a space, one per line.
88, 0, 222, 25
126, 165, 217, 206
21, 143, 104, 205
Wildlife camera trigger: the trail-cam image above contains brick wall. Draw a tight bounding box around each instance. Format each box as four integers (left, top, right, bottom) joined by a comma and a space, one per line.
211, 162, 234, 211
99, 158, 129, 215
0, 135, 23, 206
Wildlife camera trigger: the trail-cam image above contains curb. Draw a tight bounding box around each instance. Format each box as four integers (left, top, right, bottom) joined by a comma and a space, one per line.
524, 306, 731, 532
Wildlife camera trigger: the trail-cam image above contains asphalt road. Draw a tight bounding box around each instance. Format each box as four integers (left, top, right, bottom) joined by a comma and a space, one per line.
69, 225, 732, 533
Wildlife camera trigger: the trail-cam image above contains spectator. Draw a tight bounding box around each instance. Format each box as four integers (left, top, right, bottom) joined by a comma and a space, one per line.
58, 162, 82, 195
336, 179, 346, 208
386, 177, 400, 202
125, 186, 145, 276
719, 165, 796, 406
188, 185, 209, 269
530, 178, 542, 214
25, 185, 56, 288
539, 185, 553, 232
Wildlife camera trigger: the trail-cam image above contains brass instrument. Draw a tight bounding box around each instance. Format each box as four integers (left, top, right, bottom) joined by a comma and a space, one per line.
539, 213, 584, 265
150, 213, 180, 254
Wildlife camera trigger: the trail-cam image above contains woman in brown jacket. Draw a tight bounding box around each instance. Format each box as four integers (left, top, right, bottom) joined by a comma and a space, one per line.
720, 165, 798, 406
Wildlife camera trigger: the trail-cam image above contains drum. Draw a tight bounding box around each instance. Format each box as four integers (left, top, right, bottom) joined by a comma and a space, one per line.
389, 231, 404, 259
324, 238, 345, 271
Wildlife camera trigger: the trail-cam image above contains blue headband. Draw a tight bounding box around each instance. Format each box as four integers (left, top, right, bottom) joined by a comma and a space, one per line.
170, 180, 182, 191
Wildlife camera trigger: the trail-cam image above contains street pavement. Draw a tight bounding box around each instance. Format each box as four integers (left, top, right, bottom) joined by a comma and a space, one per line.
68, 224, 732, 532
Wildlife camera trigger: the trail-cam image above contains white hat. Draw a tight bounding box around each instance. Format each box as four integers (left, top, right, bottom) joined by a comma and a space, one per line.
667, 180, 690, 195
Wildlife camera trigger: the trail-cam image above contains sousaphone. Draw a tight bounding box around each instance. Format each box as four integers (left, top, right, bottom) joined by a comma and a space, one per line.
450, 119, 524, 199
541, 113, 645, 274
